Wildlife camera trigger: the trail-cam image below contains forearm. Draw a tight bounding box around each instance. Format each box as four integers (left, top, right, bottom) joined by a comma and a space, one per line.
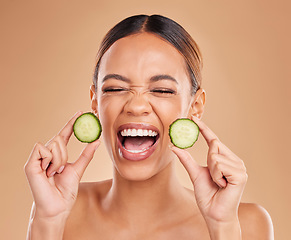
26, 216, 67, 240
207, 218, 242, 240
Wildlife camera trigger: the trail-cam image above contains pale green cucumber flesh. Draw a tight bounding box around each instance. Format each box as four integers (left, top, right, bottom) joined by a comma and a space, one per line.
73, 113, 102, 143
169, 118, 199, 149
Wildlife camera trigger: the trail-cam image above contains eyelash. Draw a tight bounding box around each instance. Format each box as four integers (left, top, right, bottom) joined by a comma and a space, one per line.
103, 88, 127, 93
102, 88, 176, 95
150, 89, 176, 94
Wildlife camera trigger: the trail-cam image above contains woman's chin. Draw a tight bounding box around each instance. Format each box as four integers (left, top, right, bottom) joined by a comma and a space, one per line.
113, 161, 159, 182
112, 154, 174, 183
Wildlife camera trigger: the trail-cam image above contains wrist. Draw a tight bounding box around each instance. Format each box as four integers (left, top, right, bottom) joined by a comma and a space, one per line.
206, 218, 242, 240
27, 215, 68, 240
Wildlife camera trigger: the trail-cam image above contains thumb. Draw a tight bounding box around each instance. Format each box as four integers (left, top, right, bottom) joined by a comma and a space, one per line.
72, 140, 101, 180
171, 146, 201, 184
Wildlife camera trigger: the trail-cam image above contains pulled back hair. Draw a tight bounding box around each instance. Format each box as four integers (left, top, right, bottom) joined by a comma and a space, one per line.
93, 14, 203, 95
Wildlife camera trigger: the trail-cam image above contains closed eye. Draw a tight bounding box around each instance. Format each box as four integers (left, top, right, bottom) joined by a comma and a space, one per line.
103, 87, 128, 93
150, 89, 176, 94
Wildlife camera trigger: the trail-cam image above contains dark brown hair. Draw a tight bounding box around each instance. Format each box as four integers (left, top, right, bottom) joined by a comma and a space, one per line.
93, 14, 203, 95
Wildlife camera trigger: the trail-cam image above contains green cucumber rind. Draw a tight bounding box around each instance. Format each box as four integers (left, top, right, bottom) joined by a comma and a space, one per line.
73, 112, 102, 143
169, 118, 199, 149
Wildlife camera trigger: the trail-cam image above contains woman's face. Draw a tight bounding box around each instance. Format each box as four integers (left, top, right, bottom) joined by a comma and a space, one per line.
95, 32, 200, 181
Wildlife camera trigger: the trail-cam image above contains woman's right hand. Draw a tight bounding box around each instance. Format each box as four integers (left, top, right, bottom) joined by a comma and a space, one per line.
24, 112, 100, 221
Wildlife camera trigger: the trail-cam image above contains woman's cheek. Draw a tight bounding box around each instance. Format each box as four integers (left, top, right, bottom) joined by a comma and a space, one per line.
150, 96, 185, 121
98, 97, 120, 142
99, 96, 124, 118
99, 96, 125, 152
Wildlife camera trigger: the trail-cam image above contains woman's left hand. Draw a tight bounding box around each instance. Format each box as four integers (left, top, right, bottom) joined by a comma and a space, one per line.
171, 116, 248, 230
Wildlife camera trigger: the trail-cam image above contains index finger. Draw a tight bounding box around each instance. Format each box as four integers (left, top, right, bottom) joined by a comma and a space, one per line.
192, 116, 237, 158
58, 111, 83, 145
191, 115, 219, 146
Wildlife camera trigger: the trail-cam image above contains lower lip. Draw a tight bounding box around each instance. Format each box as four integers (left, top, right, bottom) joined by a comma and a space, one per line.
117, 135, 159, 161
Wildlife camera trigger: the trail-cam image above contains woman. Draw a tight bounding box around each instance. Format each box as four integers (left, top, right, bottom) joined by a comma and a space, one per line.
24, 14, 274, 239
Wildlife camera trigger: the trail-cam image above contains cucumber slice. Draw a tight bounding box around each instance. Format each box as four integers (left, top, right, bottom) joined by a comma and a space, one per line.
169, 118, 199, 149
73, 112, 102, 143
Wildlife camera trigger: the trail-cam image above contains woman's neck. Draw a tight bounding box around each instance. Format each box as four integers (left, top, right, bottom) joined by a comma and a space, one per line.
102, 161, 195, 227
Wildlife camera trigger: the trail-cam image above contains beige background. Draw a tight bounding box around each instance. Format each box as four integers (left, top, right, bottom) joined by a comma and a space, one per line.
1, 0, 290, 239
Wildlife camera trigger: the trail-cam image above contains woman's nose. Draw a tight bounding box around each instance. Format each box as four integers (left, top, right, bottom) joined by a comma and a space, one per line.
123, 94, 152, 116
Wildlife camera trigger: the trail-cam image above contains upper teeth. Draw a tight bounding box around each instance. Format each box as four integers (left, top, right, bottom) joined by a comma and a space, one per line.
120, 129, 158, 137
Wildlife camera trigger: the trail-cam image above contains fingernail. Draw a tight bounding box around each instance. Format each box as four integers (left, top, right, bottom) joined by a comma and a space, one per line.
49, 171, 56, 177
44, 162, 50, 170
192, 115, 200, 121
57, 166, 64, 173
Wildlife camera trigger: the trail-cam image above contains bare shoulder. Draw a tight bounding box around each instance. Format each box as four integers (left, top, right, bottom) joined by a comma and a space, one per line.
238, 202, 274, 240
70, 179, 112, 213
78, 178, 113, 201
63, 179, 112, 239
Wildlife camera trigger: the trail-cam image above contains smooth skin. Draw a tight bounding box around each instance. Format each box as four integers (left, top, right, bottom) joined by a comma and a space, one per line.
24, 33, 274, 239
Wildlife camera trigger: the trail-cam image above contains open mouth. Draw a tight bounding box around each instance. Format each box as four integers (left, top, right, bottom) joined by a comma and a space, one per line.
117, 124, 160, 161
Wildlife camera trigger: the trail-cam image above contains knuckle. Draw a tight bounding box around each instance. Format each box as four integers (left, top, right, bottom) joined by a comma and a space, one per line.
23, 162, 29, 173
80, 151, 91, 160
237, 159, 247, 172
24, 162, 33, 175
51, 141, 58, 147
48, 141, 59, 150
242, 164, 247, 173
54, 135, 62, 141
34, 142, 43, 149
246, 174, 248, 182
54, 135, 64, 144
244, 172, 248, 181
238, 172, 248, 183
210, 138, 220, 146
207, 152, 218, 164
45, 136, 54, 147
209, 152, 216, 159
213, 158, 222, 169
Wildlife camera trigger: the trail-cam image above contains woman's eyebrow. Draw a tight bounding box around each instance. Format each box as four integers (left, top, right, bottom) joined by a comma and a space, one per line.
102, 73, 178, 84
102, 74, 130, 83
150, 74, 178, 84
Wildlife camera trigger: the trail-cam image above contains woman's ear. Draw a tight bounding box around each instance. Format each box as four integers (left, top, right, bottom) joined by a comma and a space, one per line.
90, 84, 98, 116
188, 88, 206, 119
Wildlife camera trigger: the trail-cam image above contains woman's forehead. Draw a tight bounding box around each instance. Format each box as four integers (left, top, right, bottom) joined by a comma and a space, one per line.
98, 33, 189, 83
